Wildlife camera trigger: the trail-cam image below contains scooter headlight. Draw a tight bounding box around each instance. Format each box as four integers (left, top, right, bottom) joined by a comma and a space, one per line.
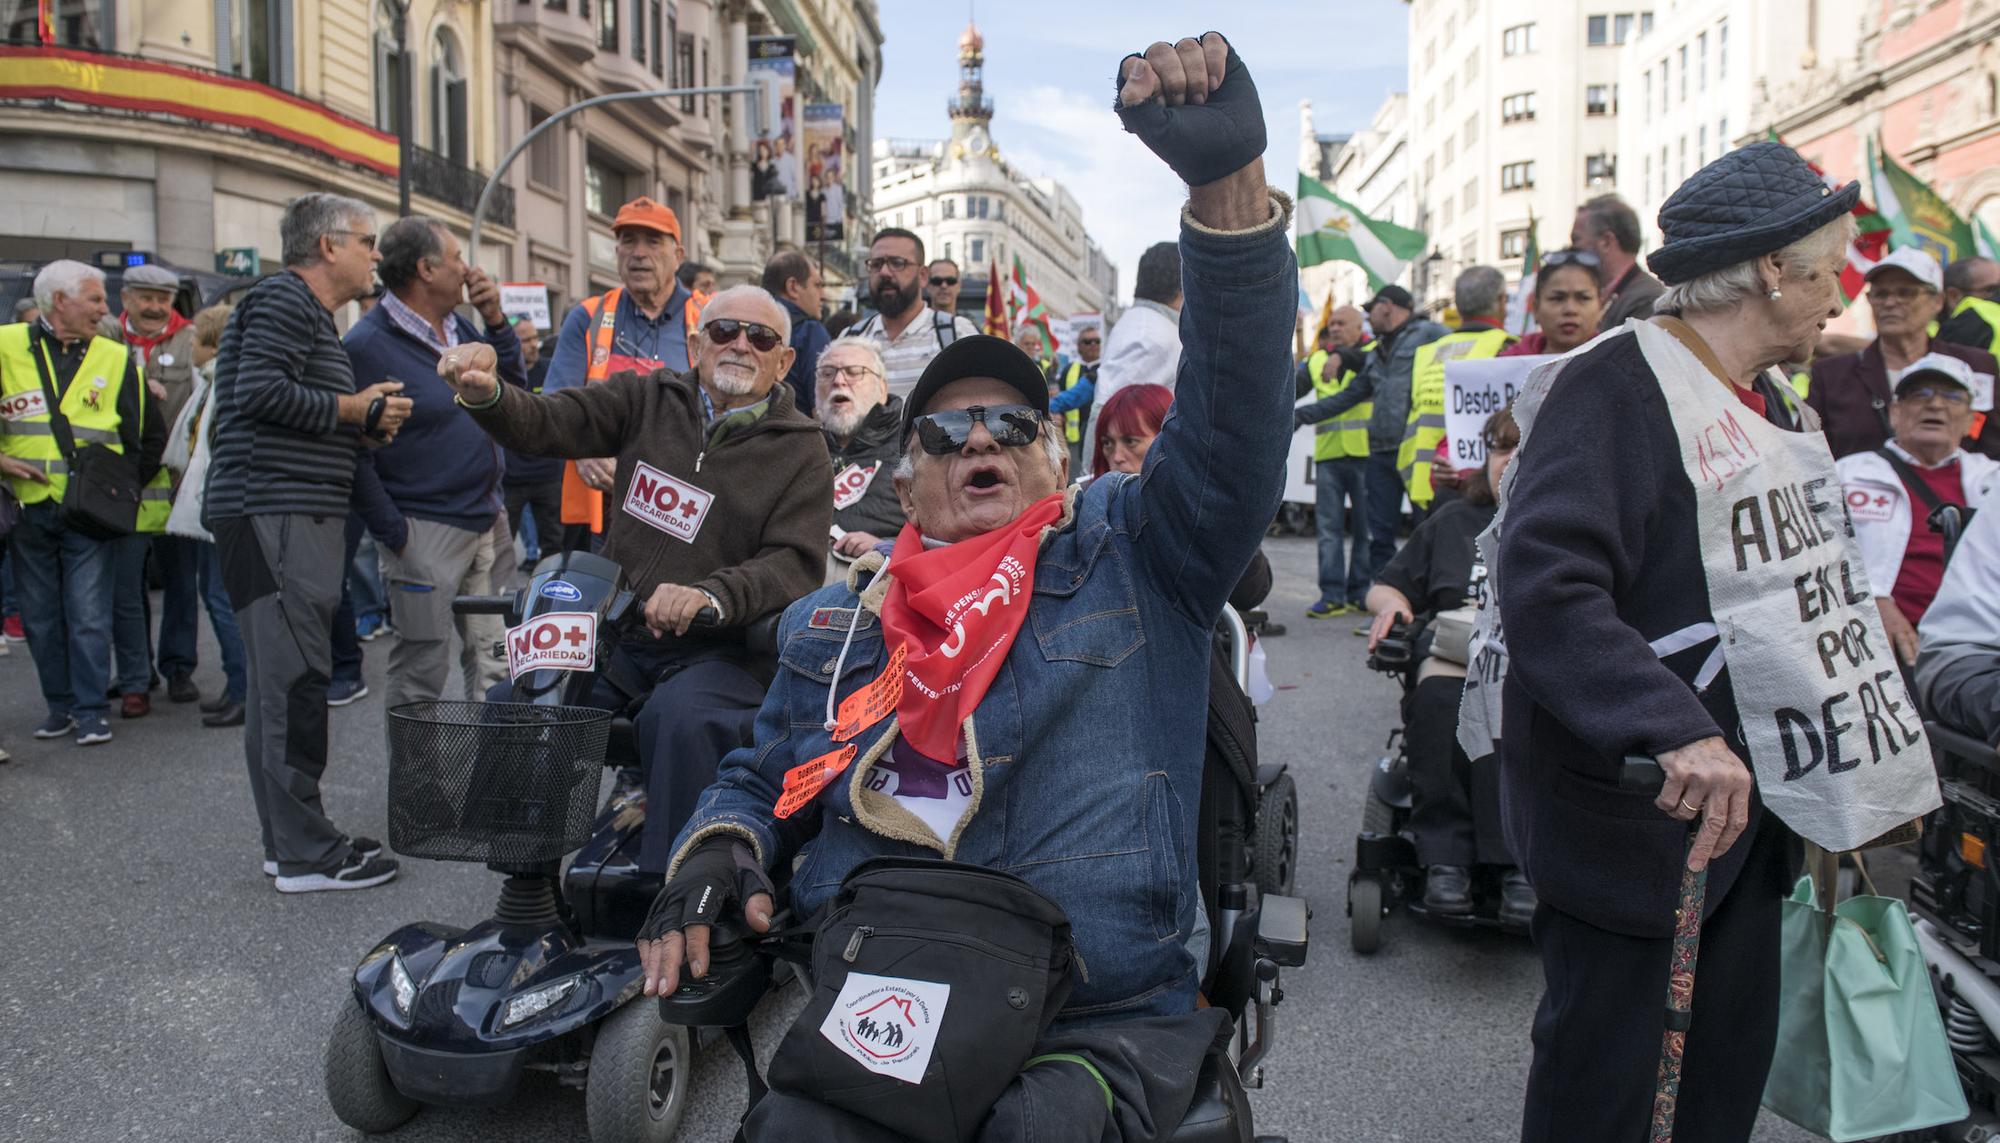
500, 977, 579, 1029
388, 956, 418, 1017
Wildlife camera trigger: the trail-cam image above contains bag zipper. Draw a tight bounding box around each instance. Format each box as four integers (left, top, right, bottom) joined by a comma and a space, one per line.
837, 924, 1046, 970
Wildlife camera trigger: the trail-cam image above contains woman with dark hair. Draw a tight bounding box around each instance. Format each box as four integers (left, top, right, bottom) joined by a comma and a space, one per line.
1502, 250, 1605, 357
1364, 407, 1529, 921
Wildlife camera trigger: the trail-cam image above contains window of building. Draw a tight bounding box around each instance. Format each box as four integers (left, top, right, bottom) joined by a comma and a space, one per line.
1424, 156, 1435, 184
1425, 38, 1436, 69
942, 197, 956, 219
1697, 125, 1707, 166
1660, 56, 1670, 106
676, 32, 695, 112
6, 0, 107, 48
1463, 178, 1478, 211
942, 241, 953, 262
222, 0, 294, 89
1502, 23, 1536, 55
1586, 153, 1615, 183
914, 205, 923, 225
1465, 51, 1479, 83
1643, 153, 1651, 197
892, 212, 902, 228
1426, 97, 1436, 127
1678, 45, 1688, 100
1501, 160, 1535, 190
1442, 197, 1454, 226
1461, 235, 1478, 263
1719, 19, 1728, 79
1678, 135, 1687, 181
1443, 133, 1456, 166
1464, 113, 1479, 145
1641, 11, 1654, 35
1500, 228, 1528, 259
1444, 76, 1455, 107
528, 105, 563, 190
1659, 144, 1668, 197
649, 1, 663, 76
1587, 15, 1608, 45
1501, 92, 1536, 123
371, 1, 402, 131
969, 237, 985, 265
585, 152, 627, 217
629, 0, 644, 61
1698, 31, 1707, 91
1614, 13, 1634, 42
1586, 84, 1616, 115
430, 26, 468, 163
1718, 117, 1728, 150
597, 0, 618, 52
1642, 71, 1650, 120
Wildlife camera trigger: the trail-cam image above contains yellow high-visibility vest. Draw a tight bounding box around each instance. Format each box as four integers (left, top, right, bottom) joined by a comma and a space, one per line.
1402, 326, 1516, 506
1947, 296, 2000, 358
1309, 341, 1373, 461
1058, 361, 1090, 444
0, 322, 172, 532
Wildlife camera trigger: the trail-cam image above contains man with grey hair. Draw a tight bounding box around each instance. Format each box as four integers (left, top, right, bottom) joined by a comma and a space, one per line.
12, 297, 39, 324
439, 283, 831, 872
814, 334, 905, 559
0, 259, 165, 747
205, 191, 413, 893
1395, 266, 1516, 511
344, 215, 525, 712
1574, 193, 1665, 331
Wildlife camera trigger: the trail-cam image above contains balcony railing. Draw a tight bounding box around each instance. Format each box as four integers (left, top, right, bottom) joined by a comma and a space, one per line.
410, 146, 515, 228
947, 96, 994, 119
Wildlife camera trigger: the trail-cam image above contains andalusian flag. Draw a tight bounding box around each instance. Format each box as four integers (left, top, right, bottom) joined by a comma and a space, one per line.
1868, 135, 1979, 266
983, 259, 1009, 336
1009, 255, 1058, 352
1295, 173, 1426, 291
1770, 130, 1889, 302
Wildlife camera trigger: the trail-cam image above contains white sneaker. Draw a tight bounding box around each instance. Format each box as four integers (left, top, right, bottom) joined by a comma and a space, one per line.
275, 853, 399, 893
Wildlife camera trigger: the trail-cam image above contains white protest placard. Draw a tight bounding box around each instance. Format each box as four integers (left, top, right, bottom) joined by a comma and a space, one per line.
1971, 370, 1995, 413
505, 611, 597, 680
1444, 355, 1551, 469
499, 282, 551, 330
818, 972, 950, 1085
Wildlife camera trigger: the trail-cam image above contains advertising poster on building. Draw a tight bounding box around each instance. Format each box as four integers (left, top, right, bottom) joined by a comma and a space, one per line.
748, 36, 798, 202
804, 103, 846, 244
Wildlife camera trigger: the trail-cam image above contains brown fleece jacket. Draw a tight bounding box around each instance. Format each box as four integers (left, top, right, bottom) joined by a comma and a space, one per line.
470, 367, 832, 638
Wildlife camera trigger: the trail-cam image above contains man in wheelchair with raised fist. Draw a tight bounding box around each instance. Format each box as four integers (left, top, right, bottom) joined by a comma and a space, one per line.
636, 33, 1294, 1142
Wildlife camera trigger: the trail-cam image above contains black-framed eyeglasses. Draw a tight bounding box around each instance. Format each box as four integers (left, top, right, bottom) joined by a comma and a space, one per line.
1541, 249, 1600, 270
1896, 386, 1971, 405
913, 405, 1043, 455
929, 275, 959, 287
702, 319, 784, 352
332, 230, 377, 251
866, 256, 917, 274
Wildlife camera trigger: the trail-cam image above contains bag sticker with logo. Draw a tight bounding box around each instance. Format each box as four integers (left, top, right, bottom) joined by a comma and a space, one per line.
818, 971, 950, 1085
505, 611, 597, 680
622, 460, 715, 544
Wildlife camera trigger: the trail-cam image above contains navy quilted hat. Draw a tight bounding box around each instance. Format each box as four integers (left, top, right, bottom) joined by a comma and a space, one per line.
1648, 141, 1860, 285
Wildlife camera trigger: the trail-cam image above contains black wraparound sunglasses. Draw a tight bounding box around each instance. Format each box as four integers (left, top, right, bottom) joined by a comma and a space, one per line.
913, 405, 1043, 455
702, 318, 784, 352
929, 275, 959, 287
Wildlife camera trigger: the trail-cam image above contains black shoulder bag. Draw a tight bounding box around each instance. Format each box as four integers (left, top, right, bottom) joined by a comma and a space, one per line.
1876, 447, 1977, 562
31, 341, 141, 540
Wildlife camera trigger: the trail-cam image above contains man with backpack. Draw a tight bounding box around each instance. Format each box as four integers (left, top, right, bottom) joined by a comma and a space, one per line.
848, 228, 979, 400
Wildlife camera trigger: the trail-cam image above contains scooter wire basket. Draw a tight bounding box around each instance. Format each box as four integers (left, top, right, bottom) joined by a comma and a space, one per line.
386, 701, 612, 864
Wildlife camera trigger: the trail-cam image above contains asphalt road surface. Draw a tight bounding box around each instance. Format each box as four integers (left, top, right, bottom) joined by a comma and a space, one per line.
0, 535, 1827, 1142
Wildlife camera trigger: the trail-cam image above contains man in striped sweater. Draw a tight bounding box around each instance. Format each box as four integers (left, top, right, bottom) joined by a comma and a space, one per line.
203, 193, 414, 894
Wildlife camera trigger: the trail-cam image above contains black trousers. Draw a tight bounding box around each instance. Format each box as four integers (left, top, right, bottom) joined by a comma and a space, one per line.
1403, 674, 1510, 867
1520, 815, 1792, 1143
504, 480, 562, 564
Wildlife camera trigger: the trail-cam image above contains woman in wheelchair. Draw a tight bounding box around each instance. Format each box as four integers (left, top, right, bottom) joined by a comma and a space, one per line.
1364, 407, 1534, 923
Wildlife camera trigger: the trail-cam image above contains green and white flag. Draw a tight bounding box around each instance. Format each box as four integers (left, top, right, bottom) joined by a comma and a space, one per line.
1868, 135, 1980, 265
1295, 173, 1426, 291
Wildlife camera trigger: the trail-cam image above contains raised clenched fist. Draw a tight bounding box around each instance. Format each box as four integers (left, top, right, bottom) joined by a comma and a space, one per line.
1114, 32, 1266, 188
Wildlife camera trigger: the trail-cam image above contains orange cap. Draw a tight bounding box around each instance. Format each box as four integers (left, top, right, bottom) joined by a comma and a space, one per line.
611, 196, 681, 240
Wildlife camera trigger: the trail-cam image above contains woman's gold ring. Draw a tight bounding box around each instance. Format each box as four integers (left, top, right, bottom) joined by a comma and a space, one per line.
1678, 798, 1701, 814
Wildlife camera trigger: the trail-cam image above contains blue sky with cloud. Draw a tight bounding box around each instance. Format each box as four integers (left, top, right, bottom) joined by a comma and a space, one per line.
872, 1, 1410, 305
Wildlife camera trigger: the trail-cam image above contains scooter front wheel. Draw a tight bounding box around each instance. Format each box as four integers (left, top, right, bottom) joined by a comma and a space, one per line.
586, 1000, 692, 1143
325, 997, 420, 1133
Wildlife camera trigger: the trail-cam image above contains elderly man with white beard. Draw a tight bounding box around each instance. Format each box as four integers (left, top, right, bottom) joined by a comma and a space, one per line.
445, 284, 833, 872
815, 335, 907, 561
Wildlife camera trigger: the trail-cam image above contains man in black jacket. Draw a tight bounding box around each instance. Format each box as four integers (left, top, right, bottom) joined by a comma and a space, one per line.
817, 335, 905, 560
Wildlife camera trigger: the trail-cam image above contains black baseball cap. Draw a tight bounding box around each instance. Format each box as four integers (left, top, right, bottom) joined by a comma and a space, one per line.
902, 334, 1051, 439
1364, 284, 1415, 310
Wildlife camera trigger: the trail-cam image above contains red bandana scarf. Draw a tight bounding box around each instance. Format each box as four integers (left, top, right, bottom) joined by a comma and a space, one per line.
877, 493, 1065, 761
121, 310, 190, 366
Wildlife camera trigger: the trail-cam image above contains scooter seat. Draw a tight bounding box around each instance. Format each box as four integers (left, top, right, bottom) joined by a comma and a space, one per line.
1167, 1046, 1251, 1143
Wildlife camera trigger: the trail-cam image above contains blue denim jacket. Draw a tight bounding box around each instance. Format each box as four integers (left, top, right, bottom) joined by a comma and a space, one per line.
668, 194, 1298, 1022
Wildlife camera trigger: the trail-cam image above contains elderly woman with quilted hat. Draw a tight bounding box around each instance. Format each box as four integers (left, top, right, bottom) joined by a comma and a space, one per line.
1488, 141, 1861, 1140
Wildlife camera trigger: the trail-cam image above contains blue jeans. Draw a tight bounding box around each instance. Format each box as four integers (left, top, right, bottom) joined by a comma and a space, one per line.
110, 533, 154, 694
1313, 455, 1372, 605
1, 542, 17, 619
196, 540, 247, 701
349, 531, 387, 627
154, 535, 201, 678
12, 502, 115, 719
1364, 448, 1405, 576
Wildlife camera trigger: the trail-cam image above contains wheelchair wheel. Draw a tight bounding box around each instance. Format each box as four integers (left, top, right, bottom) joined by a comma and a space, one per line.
324, 997, 419, 1134
1254, 772, 1299, 896
586, 1000, 691, 1143
1349, 876, 1385, 954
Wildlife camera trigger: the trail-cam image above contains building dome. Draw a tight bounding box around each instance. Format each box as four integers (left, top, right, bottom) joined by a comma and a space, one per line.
958, 23, 983, 54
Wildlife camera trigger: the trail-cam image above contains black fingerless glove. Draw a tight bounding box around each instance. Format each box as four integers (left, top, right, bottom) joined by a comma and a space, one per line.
638, 836, 773, 942
1113, 36, 1267, 189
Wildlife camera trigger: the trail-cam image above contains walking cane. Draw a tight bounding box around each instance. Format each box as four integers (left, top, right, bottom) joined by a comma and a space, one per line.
1620, 757, 1709, 1143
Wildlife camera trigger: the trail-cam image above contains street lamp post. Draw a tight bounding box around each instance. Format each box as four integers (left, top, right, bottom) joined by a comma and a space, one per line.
468, 84, 762, 268
388, 0, 411, 217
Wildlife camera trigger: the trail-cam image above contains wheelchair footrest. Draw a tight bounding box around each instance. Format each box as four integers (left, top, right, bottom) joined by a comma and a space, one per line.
1255, 894, 1308, 968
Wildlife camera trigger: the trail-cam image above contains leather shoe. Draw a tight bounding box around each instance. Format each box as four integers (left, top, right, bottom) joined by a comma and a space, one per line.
200, 693, 231, 714
1422, 865, 1474, 915
202, 701, 245, 728
167, 672, 200, 704
1499, 868, 1538, 927
120, 692, 151, 719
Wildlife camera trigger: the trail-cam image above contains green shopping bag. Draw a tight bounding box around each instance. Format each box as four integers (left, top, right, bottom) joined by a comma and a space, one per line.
1761, 856, 1967, 1142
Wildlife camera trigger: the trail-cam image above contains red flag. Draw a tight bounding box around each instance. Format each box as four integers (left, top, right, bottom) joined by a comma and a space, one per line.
1768, 130, 1891, 303
38, 0, 53, 45
983, 259, 1008, 337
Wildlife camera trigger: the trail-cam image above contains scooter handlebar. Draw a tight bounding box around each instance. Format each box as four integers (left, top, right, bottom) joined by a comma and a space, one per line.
453, 595, 515, 617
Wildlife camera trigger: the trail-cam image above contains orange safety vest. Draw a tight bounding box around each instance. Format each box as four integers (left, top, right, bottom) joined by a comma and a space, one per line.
559, 286, 703, 531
